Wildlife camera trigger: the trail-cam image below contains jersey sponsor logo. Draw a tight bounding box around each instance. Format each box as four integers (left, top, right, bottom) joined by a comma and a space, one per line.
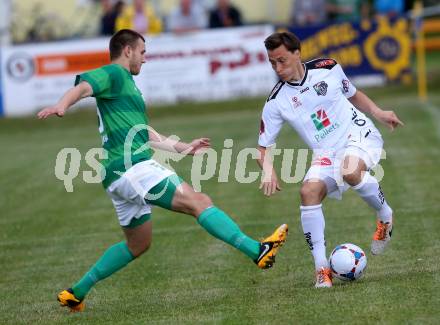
314, 59, 336, 68
314, 122, 340, 142
292, 96, 302, 108
300, 86, 310, 94
311, 108, 341, 142
259, 119, 265, 135
313, 81, 328, 96
312, 157, 332, 166
342, 79, 350, 93
311, 109, 331, 131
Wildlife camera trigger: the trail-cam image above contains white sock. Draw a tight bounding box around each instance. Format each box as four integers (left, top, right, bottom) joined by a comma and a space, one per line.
352, 173, 393, 223
300, 204, 328, 270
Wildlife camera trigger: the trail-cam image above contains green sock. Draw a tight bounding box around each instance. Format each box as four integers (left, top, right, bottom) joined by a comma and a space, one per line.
197, 206, 260, 260
72, 241, 134, 300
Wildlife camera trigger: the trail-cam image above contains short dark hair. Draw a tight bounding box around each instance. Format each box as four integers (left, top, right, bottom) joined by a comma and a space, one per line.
264, 32, 301, 52
109, 29, 145, 60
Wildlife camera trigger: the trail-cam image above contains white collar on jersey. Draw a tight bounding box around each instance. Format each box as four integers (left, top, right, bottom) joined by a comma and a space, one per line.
286, 63, 308, 87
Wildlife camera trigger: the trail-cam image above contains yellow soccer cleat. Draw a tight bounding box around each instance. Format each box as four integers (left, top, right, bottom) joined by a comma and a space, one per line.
315, 267, 333, 288
255, 224, 288, 269
57, 288, 85, 312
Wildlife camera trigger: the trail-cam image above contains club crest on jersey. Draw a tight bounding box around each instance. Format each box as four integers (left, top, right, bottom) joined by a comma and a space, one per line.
291, 96, 302, 108
313, 81, 328, 96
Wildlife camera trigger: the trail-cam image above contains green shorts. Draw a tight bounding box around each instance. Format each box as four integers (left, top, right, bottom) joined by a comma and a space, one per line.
106, 159, 185, 228
145, 173, 184, 210
123, 174, 184, 228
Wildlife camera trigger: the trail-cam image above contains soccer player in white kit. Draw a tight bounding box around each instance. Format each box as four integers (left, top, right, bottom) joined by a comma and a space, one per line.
257, 32, 404, 288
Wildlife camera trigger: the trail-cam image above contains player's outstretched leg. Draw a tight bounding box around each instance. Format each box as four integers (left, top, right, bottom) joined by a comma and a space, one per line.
58, 219, 152, 312
197, 206, 288, 269
350, 172, 393, 255
153, 179, 288, 269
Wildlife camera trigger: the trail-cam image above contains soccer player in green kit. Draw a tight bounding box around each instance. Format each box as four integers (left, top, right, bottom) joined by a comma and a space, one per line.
38, 29, 288, 312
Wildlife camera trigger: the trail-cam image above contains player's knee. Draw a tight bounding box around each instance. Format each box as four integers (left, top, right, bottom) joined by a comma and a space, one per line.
342, 156, 366, 186
342, 170, 363, 186
200, 192, 213, 206
173, 191, 213, 217
191, 192, 213, 216
300, 183, 325, 205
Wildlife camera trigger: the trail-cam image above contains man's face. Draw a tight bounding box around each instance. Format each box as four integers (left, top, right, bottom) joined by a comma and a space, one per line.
267, 45, 301, 82
181, 0, 191, 13
218, 0, 229, 9
134, 0, 143, 11
128, 38, 146, 75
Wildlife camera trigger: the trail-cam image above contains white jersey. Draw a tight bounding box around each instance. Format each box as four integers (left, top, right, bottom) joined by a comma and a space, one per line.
258, 58, 374, 151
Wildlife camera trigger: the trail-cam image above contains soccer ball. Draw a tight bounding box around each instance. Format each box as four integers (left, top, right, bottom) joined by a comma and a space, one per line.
329, 243, 367, 281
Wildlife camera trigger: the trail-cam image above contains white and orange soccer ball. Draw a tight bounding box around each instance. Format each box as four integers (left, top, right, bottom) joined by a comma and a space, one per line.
329, 243, 367, 281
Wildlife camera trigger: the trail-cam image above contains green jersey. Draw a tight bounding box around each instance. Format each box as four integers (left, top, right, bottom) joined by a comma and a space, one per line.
75, 64, 153, 188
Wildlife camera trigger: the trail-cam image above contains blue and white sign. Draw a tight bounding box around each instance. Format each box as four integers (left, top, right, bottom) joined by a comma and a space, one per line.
0, 47, 4, 117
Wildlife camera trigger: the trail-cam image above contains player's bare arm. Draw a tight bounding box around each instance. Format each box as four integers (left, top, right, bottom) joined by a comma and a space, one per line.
348, 90, 404, 131
257, 145, 281, 197
147, 126, 210, 155
37, 81, 93, 119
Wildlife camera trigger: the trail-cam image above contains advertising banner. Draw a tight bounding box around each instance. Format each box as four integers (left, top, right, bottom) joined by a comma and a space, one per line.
0, 48, 3, 117
289, 16, 411, 85
0, 25, 276, 117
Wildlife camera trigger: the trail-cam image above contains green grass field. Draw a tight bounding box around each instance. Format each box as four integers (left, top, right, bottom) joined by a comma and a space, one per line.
1, 73, 440, 324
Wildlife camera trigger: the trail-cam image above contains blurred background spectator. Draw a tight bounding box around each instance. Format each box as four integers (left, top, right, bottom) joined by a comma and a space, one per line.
100, 0, 125, 36
115, 0, 162, 35
208, 0, 243, 28
327, 0, 369, 23
167, 0, 207, 33
289, 0, 327, 27
8, 0, 425, 44
13, 2, 67, 43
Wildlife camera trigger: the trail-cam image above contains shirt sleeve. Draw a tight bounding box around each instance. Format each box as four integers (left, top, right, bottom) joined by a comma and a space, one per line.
333, 63, 357, 98
258, 101, 284, 147
75, 67, 113, 99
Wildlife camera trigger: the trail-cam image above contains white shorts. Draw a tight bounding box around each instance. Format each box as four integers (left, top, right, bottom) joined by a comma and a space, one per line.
304, 124, 384, 200
106, 159, 175, 226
